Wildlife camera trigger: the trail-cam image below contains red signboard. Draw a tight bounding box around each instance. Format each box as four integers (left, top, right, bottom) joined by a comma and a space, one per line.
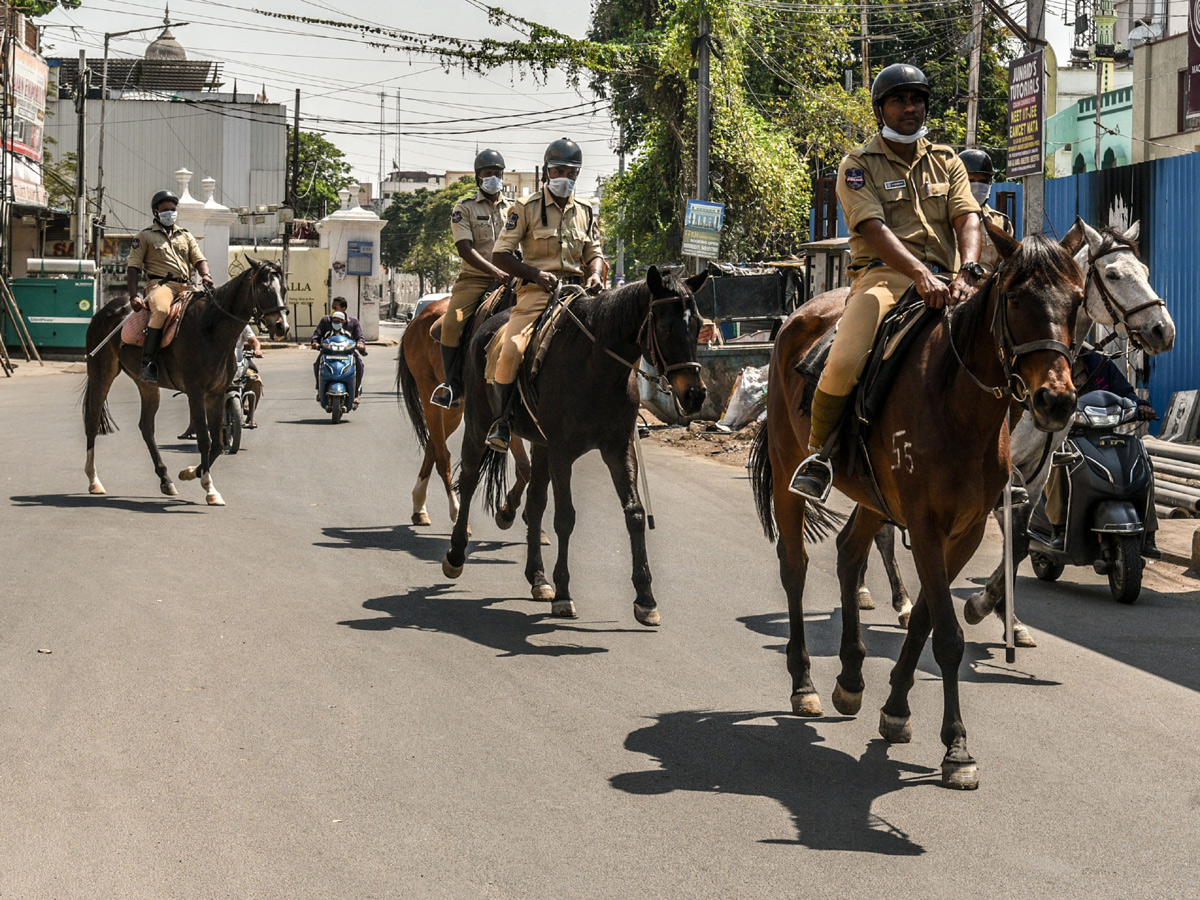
1189, 0, 1200, 119
1007, 51, 1044, 179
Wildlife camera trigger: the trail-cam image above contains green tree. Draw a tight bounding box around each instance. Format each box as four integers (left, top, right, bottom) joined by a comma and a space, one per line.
289, 128, 357, 220
12, 1, 82, 16
381, 177, 476, 291
380, 190, 426, 269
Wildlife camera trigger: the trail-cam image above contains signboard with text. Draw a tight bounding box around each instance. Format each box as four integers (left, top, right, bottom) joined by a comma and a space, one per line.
2, 44, 49, 206
1007, 51, 1044, 179
681, 199, 725, 258
1189, 0, 1200, 118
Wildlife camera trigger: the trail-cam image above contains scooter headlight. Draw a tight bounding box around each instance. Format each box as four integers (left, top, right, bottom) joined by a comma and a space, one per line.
1082, 406, 1122, 428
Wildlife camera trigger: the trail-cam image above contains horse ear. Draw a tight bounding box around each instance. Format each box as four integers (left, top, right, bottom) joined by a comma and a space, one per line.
1061, 217, 1085, 255
1122, 220, 1140, 243
986, 221, 1020, 260
1078, 218, 1104, 255
243, 253, 260, 268
686, 270, 709, 294
646, 265, 664, 294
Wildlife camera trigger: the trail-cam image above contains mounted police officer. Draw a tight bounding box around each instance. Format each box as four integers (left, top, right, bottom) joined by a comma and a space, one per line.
959, 148, 1014, 276
486, 137, 605, 451
789, 63, 983, 500
431, 149, 514, 409
125, 189, 214, 383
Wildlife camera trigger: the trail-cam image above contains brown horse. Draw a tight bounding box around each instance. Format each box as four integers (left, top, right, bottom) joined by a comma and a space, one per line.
83, 260, 290, 504
750, 229, 1082, 789
396, 296, 534, 530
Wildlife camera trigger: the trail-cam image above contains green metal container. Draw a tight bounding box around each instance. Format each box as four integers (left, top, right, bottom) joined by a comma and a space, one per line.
3, 278, 96, 350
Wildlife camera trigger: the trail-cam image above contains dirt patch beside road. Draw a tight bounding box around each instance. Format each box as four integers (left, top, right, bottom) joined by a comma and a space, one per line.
640, 411, 761, 469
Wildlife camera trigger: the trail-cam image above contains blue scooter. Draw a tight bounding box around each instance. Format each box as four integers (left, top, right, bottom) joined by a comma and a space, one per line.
317, 333, 360, 423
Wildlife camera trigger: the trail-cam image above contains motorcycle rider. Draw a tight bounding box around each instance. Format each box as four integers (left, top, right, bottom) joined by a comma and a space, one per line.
126, 190, 215, 383
311, 298, 367, 407
431, 149, 513, 409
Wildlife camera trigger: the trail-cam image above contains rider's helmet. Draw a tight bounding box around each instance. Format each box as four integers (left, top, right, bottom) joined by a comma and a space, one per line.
543, 137, 583, 171
151, 189, 179, 211
870, 63, 931, 108
958, 148, 994, 180
474, 149, 505, 173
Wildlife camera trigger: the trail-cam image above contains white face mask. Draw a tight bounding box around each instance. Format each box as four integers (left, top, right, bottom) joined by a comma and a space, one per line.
970, 182, 992, 205
547, 177, 575, 198
480, 175, 504, 195
157, 210, 178, 227
333, 320, 344, 331
880, 125, 929, 145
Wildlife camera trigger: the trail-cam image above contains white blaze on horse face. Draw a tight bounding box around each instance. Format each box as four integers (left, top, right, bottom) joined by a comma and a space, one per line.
270, 275, 291, 334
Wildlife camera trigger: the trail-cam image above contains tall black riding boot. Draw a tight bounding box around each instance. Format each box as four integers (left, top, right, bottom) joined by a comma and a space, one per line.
486, 382, 517, 452
141, 326, 164, 383
431, 344, 464, 409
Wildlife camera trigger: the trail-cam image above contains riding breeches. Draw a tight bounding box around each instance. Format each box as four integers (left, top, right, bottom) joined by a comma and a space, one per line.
439, 274, 495, 349
146, 279, 187, 329
493, 284, 552, 386
817, 266, 914, 398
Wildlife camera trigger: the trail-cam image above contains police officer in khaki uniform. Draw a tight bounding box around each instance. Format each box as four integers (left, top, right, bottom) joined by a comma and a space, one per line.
126, 189, 214, 382
789, 64, 983, 500
431, 149, 514, 409
959, 148, 1014, 275
486, 137, 605, 451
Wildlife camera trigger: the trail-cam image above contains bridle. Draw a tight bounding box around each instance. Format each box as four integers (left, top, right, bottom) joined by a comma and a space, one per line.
207, 264, 289, 329
1082, 243, 1165, 349
947, 265, 1074, 405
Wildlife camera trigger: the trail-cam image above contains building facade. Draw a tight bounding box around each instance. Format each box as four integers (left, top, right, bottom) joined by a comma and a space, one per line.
1131, 32, 1200, 162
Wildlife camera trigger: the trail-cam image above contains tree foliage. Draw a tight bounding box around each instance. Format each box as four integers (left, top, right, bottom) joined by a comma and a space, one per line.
381, 177, 477, 290
289, 128, 357, 220
12, 1, 82, 16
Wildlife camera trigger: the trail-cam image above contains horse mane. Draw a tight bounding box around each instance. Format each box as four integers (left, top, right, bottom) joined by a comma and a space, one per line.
1090, 225, 1139, 259
198, 264, 257, 330
564, 267, 691, 350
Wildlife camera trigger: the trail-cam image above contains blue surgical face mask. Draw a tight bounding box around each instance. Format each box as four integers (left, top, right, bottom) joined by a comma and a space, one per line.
157, 210, 178, 227
481, 175, 504, 195
548, 177, 575, 198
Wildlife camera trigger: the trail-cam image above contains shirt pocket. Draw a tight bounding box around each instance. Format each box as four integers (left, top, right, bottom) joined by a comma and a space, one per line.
881, 188, 918, 240
471, 219, 496, 247
528, 224, 561, 265
920, 181, 950, 221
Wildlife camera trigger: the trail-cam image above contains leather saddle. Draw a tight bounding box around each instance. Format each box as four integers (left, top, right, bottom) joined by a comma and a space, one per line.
121, 293, 192, 348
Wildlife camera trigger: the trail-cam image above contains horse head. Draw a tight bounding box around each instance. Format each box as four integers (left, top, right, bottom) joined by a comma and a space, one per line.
643, 265, 708, 416
988, 225, 1081, 433
243, 255, 291, 341
1062, 218, 1174, 354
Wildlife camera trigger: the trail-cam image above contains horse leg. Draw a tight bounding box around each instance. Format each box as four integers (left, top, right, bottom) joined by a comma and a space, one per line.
135, 381, 177, 496
772, 481, 820, 716
965, 507, 1037, 647
880, 587, 932, 743
547, 452, 579, 619
875, 524, 913, 626
83, 349, 120, 495
497, 437, 531, 530
523, 446, 553, 601
411, 444, 435, 526
832, 507, 887, 715
443, 433, 484, 578
601, 435, 659, 627
430, 406, 462, 525
180, 392, 224, 506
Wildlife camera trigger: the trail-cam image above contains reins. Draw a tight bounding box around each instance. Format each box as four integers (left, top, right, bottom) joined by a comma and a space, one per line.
204, 266, 289, 330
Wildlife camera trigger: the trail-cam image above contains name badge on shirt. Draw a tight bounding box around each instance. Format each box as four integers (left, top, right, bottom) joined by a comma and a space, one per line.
884, 179, 906, 191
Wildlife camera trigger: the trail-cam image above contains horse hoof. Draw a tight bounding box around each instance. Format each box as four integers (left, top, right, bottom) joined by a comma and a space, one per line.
941, 757, 980, 790
178, 467, 197, 481
963, 591, 991, 625
531, 583, 555, 601
879, 711, 912, 743
897, 610, 911, 629
856, 587, 875, 610
442, 555, 464, 579
633, 603, 660, 627
206, 493, 225, 506
1013, 621, 1038, 648
540, 531, 550, 546
495, 509, 516, 530
88, 482, 106, 495
551, 600, 577, 618
161, 483, 177, 496
832, 682, 863, 716
791, 692, 823, 718
411, 512, 432, 526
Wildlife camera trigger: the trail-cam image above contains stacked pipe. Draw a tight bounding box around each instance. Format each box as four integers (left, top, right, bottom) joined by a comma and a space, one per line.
1146, 438, 1200, 519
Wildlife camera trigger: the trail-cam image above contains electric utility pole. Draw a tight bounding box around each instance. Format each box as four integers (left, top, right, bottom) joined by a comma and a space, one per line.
697, 12, 711, 205
74, 51, 87, 260
966, 0, 984, 147
1024, 0, 1046, 236
861, 6, 870, 89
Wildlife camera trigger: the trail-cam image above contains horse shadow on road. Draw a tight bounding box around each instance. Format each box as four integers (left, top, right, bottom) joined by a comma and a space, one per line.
612, 710, 935, 854
340, 584, 625, 658
10, 493, 203, 514
739, 610, 1060, 688
315, 523, 519, 566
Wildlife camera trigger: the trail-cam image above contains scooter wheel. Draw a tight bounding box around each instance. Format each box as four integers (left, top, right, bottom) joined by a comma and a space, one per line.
1030, 551, 1064, 582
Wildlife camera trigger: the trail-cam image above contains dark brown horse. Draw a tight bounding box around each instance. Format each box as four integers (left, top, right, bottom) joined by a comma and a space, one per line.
444, 266, 708, 626
83, 259, 290, 504
395, 295, 534, 530
750, 229, 1082, 789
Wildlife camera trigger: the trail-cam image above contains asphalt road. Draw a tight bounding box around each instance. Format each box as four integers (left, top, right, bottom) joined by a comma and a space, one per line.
2, 337, 1198, 899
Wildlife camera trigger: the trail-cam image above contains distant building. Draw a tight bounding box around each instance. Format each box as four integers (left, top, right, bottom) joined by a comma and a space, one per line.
1046, 85, 1134, 174
1131, 30, 1200, 162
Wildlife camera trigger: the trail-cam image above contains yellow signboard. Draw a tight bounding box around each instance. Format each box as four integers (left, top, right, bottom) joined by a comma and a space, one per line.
228, 247, 330, 339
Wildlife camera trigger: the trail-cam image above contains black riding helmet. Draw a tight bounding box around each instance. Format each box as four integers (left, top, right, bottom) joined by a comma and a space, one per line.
474, 148, 505, 172
958, 148, 994, 179
544, 137, 583, 170
151, 189, 178, 211
871, 63, 931, 107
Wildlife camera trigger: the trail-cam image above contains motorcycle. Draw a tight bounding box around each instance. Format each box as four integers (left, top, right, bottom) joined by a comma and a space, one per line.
1026, 389, 1153, 604
220, 352, 260, 454
316, 333, 361, 423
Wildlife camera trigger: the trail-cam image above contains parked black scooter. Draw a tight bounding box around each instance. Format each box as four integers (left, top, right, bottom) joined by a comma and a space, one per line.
1027, 390, 1153, 604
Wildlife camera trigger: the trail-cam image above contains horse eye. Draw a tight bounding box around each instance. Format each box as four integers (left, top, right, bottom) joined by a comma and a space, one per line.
1106, 270, 1121, 281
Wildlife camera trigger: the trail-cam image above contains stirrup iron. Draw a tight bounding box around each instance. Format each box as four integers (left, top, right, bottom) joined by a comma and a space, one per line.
788, 453, 834, 503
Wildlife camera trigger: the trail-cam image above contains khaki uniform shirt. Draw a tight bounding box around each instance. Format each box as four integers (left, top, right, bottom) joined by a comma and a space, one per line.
837, 134, 978, 274
450, 190, 513, 278
979, 204, 1014, 275
492, 187, 602, 277
126, 222, 206, 281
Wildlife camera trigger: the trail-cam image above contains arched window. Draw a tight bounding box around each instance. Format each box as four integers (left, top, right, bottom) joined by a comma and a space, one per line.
1073, 154, 1088, 174
1102, 147, 1117, 170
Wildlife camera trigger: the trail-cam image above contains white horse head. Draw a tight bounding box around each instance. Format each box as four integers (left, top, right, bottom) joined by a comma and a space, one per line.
1063, 217, 1175, 354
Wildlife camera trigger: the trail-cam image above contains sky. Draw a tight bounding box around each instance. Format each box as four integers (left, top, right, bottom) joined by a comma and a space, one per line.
38, 0, 620, 192
37, 0, 1093, 193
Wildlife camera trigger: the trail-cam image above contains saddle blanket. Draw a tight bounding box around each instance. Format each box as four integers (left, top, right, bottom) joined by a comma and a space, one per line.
121, 296, 189, 348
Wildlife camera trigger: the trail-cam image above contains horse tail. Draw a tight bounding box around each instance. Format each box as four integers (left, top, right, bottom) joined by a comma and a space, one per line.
396, 343, 430, 452
749, 419, 776, 542
477, 446, 510, 516
80, 376, 119, 435
803, 499, 847, 544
